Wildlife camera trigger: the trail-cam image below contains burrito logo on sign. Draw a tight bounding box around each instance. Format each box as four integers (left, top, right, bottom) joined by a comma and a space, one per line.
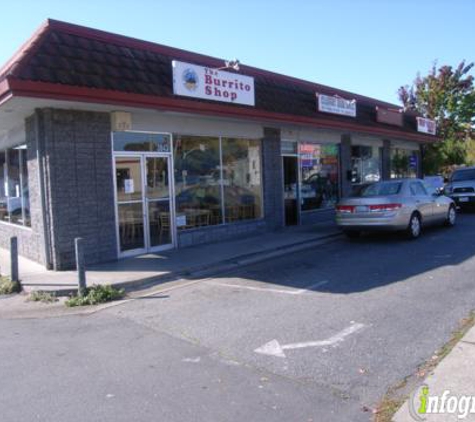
172, 60, 255, 106
182, 68, 199, 91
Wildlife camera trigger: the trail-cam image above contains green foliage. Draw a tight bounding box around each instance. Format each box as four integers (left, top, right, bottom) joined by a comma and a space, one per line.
391, 153, 410, 178
65, 284, 125, 307
398, 61, 475, 174
0, 276, 21, 295
27, 290, 58, 303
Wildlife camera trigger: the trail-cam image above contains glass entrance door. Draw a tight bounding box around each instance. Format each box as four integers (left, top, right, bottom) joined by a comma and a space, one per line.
115, 155, 174, 256
145, 157, 172, 249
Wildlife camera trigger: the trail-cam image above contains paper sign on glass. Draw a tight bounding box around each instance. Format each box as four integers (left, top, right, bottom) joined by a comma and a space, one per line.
124, 179, 134, 194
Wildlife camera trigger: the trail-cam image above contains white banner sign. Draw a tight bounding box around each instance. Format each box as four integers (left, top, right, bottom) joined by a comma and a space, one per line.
317, 94, 356, 117
172, 60, 255, 106
416, 117, 437, 135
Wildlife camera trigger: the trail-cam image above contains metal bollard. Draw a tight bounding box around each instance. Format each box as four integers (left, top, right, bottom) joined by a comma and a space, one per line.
10, 236, 19, 283
75, 238, 87, 295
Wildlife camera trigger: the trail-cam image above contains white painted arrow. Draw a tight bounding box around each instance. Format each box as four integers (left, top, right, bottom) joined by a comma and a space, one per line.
254, 323, 366, 358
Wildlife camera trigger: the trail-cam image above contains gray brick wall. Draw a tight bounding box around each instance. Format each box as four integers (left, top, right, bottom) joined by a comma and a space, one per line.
300, 208, 336, 225
340, 134, 352, 198
177, 220, 267, 248
262, 128, 284, 229
382, 139, 391, 180
39, 109, 117, 270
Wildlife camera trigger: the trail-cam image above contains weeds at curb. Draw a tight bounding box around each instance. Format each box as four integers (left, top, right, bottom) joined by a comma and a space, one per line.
27, 290, 58, 304
65, 284, 125, 307
373, 310, 475, 422
0, 276, 22, 295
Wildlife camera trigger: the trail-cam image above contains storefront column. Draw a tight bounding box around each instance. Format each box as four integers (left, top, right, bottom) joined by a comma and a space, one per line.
382, 139, 391, 180
340, 134, 352, 198
35, 108, 117, 270
418, 144, 424, 178
262, 128, 284, 229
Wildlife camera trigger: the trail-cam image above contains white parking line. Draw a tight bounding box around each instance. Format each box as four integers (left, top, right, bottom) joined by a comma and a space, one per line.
208, 279, 329, 295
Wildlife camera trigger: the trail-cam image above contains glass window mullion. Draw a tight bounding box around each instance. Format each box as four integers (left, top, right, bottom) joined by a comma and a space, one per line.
19, 149, 25, 226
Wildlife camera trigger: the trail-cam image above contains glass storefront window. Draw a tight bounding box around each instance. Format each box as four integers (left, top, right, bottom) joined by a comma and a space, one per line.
174, 135, 263, 230
174, 136, 222, 229
0, 146, 30, 227
113, 132, 171, 153
115, 157, 143, 202
351, 145, 381, 184
391, 149, 419, 179
0, 152, 6, 221
20, 149, 31, 226
222, 138, 262, 223
299, 143, 339, 211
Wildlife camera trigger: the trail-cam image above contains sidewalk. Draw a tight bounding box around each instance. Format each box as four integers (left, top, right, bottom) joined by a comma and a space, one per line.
393, 325, 475, 421
0, 221, 341, 296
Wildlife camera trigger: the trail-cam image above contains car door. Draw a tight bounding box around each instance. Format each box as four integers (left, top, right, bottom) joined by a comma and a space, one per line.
410, 181, 434, 224
424, 181, 448, 222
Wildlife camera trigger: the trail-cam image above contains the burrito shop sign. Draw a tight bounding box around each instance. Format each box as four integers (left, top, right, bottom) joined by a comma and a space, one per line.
172, 60, 255, 106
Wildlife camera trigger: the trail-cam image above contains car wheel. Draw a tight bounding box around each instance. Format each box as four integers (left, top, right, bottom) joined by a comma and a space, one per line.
444, 205, 456, 227
406, 213, 422, 239
344, 230, 361, 239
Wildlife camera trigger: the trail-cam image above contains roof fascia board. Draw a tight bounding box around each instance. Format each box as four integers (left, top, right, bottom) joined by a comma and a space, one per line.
7, 78, 437, 143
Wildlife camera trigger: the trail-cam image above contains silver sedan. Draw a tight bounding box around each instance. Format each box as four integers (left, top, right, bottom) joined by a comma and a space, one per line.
335, 179, 456, 239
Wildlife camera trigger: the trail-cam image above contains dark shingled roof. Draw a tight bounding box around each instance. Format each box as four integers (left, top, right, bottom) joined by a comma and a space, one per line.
0, 19, 430, 140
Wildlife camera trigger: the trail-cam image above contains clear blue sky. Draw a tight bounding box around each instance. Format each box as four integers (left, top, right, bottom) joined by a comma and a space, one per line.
1, 0, 474, 105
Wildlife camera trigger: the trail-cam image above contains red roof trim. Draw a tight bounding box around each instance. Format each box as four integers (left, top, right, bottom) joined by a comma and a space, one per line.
6, 78, 436, 143
45, 19, 400, 109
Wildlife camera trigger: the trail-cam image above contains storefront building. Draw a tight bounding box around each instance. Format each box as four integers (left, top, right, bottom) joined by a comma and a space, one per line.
0, 20, 437, 270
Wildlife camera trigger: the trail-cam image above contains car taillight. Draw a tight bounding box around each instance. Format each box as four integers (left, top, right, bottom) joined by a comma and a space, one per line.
336, 205, 355, 213
369, 203, 402, 212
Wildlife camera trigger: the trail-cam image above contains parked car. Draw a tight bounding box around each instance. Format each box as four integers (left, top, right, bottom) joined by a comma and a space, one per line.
444, 166, 475, 210
335, 179, 456, 239
424, 175, 445, 192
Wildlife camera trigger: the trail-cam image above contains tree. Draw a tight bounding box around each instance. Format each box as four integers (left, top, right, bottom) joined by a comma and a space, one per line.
398, 61, 475, 175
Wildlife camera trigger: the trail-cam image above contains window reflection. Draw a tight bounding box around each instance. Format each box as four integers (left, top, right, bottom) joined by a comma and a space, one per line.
0, 146, 30, 227
351, 145, 381, 184
115, 157, 143, 202
391, 149, 419, 179
299, 143, 339, 211
113, 132, 171, 153
174, 136, 222, 229
222, 138, 262, 223
174, 136, 263, 230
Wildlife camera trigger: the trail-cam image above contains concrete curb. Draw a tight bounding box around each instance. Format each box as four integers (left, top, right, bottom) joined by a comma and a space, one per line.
22, 231, 342, 297
392, 325, 475, 421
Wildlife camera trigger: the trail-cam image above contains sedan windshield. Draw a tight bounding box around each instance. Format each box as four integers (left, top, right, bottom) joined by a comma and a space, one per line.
354, 181, 402, 197
451, 169, 475, 182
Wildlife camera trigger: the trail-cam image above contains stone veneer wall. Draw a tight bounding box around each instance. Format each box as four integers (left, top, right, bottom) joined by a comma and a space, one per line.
38, 109, 117, 270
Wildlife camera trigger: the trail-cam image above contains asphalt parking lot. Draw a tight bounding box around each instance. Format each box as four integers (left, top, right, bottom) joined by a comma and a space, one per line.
2, 213, 475, 421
